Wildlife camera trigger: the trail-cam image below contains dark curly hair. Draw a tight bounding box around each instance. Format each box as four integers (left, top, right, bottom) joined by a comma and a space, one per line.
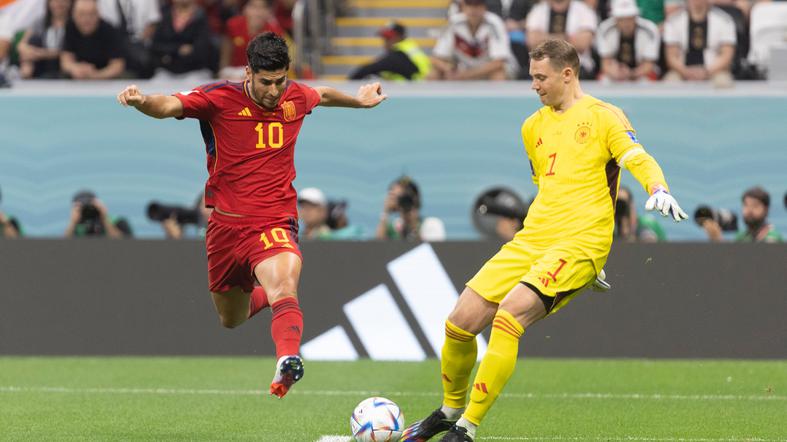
246, 32, 290, 72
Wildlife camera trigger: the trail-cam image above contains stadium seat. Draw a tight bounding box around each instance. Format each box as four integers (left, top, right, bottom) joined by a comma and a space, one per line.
748, 2, 787, 74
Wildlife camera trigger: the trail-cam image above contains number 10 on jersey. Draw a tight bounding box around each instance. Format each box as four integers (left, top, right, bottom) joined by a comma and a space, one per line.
255, 122, 284, 149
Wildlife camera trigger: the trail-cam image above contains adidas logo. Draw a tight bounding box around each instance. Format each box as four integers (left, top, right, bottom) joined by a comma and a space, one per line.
301, 244, 487, 361
237, 107, 252, 117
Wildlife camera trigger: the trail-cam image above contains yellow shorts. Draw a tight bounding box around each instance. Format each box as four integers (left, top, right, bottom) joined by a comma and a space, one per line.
466, 239, 600, 315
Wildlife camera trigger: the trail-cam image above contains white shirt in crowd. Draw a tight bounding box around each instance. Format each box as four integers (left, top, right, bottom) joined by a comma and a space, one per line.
663, 7, 736, 68
97, 0, 161, 41
525, 0, 598, 38
596, 16, 660, 63
433, 10, 519, 77
0, 0, 45, 40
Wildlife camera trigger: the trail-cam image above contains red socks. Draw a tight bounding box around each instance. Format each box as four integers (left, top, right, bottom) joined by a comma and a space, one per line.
270, 297, 303, 359
248, 286, 270, 318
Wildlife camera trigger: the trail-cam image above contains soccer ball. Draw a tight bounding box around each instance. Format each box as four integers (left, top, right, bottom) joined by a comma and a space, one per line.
350, 397, 404, 442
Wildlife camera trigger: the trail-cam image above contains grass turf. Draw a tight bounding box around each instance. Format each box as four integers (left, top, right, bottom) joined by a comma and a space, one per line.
0, 357, 785, 441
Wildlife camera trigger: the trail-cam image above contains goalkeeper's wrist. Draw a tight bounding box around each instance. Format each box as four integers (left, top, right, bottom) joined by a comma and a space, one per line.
648, 184, 668, 195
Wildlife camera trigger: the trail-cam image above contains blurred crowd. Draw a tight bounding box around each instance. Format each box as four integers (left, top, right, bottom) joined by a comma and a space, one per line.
353, 0, 784, 85
0, 181, 782, 242
0, 0, 299, 81
1, 0, 783, 83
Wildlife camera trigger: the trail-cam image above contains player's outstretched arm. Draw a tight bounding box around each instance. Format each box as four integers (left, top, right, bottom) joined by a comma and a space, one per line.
117, 84, 183, 119
623, 151, 688, 222
314, 82, 387, 109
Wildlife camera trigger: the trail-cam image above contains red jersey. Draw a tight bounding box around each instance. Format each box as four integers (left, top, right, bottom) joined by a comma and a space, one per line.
225, 15, 286, 67
175, 80, 321, 219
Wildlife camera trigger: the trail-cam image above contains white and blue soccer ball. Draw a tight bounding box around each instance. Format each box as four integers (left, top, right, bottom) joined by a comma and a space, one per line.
350, 396, 405, 442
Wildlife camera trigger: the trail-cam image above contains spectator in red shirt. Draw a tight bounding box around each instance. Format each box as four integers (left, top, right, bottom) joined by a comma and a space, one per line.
272, 0, 294, 36
219, 0, 284, 79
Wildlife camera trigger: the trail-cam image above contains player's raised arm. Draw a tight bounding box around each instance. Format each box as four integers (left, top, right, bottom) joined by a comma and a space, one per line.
314, 82, 387, 108
117, 84, 183, 119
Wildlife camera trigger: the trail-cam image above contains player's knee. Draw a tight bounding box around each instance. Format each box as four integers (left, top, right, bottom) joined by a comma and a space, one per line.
266, 279, 298, 303
219, 314, 245, 329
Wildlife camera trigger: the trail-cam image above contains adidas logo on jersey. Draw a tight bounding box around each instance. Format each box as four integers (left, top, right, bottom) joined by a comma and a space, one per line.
301, 244, 488, 361
237, 107, 252, 117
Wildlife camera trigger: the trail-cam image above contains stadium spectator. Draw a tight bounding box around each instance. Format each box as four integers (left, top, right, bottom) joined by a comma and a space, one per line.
219, 0, 285, 80
198, 0, 241, 35
271, 0, 294, 36
376, 176, 446, 242
1, 0, 47, 69
149, 192, 212, 239
297, 187, 331, 240
638, 0, 667, 26
662, 0, 736, 87
150, 0, 217, 78
525, 0, 599, 78
16, 0, 72, 78
702, 186, 782, 242
596, 0, 660, 81
0, 185, 22, 238
615, 185, 666, 241
65, 190, 132, 238
60, 0, 125, 80
97, 0, 161, 78
325, 200, 364, 240
431, 0, 518, 81
348, 21, 431, 81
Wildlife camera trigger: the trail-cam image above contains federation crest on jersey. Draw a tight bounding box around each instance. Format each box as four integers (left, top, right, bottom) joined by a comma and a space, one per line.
282, 100, 296, 122
575, 123, 591, 144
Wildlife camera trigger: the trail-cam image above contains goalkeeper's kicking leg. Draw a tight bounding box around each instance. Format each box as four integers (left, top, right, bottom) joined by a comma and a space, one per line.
401, 288, 498, 442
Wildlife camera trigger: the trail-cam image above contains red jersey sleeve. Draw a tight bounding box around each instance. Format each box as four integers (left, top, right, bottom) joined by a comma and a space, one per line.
303, 85, 320, 112
174, 82, 226, 120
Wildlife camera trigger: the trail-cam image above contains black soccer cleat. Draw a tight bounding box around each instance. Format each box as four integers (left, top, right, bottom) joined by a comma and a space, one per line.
439, 425, 474, 442
269, 355, 304, 398
401, 408, 457, 441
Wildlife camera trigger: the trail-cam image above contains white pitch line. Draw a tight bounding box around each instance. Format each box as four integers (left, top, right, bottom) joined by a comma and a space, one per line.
0, 386, 784, 402
315, 436, 351, 442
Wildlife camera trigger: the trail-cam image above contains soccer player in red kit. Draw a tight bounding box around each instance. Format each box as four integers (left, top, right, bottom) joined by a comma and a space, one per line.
117, 32, 386, 398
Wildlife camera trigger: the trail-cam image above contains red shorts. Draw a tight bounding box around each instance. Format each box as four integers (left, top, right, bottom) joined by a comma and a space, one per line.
205, 211, 301, 293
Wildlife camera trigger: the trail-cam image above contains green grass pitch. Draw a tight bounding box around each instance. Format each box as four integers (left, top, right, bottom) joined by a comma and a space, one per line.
1, 357, 785, 441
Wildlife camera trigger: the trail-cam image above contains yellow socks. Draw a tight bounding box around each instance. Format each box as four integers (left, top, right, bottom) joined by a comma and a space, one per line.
441, 320, 478, 410
463, 310, 524, 425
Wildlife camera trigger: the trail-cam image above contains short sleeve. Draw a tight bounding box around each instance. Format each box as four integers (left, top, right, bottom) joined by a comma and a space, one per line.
174, 86, 219, 120
595, 19, 617, 58
572, 1, 598, 32
641, 19, 661, 60
716, 12, 737, 45
432, 26, 454, 59
303, 85, 321, 112
487, 15, 513, 60
662, 14, 682, 46
525, 4, 547, 32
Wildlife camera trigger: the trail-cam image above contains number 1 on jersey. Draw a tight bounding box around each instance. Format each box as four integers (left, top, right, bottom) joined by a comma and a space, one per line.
255, 122, 284, 149
545, 153, 557, 176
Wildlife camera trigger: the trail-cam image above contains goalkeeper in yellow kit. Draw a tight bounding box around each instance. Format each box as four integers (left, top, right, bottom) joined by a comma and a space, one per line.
402, 39, 689, 442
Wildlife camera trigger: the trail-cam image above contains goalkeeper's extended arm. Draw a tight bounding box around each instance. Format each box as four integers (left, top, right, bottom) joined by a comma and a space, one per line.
620, 149, 688, 222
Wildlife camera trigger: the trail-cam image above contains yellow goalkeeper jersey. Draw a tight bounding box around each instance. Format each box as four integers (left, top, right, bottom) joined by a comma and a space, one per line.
520, 94, 666, 267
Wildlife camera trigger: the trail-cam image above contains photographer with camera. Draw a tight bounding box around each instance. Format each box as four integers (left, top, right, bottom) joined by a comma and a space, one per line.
0, 185, 22, 238
698, 186, 782, 243
614, 186, 666, 242
376, 176, 445, 242
65, 190, 132, 238
147, 192, 211, 239
472, 187, 529, 242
